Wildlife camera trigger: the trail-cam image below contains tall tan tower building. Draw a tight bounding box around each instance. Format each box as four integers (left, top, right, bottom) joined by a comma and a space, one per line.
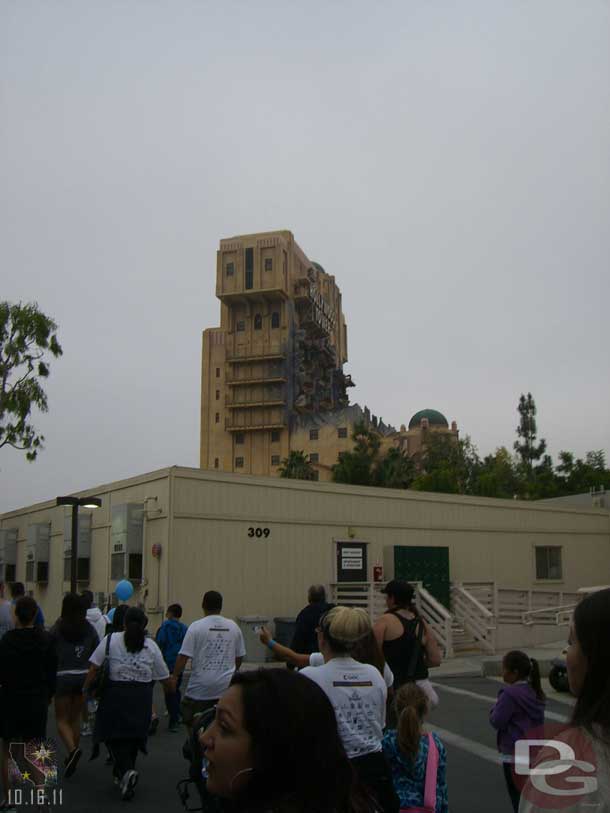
200, 230, 354, 477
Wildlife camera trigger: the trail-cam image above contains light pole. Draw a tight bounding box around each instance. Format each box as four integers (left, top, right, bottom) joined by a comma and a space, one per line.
56, 496, 102, 594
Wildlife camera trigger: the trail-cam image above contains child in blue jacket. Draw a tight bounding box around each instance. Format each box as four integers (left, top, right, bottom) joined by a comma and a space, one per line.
490, 650, 546, 812
155, 604, 187, 731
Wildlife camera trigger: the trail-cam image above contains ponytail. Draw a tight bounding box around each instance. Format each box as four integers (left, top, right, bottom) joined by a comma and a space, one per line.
529, 657, 545, 701
395, 684, 428, 760
503, 650, 546, 701
123, 607, 147, 653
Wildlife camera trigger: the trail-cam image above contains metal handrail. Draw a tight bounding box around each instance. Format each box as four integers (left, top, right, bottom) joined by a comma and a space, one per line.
522, 603, 577, 626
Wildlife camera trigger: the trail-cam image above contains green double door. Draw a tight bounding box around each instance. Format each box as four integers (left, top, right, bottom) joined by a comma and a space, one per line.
393, 546, 450, 609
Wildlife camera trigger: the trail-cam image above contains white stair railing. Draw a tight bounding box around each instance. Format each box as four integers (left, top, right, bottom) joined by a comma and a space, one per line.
328, 582, 387, 621
413, 582, 454, 659
521, 603, 577, 626
451, 583, 496, 653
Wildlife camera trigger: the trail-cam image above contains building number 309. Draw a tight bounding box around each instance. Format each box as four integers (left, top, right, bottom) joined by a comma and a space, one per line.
248, 527, 270, 538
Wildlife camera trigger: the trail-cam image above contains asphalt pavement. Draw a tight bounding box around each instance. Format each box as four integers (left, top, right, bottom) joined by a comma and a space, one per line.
44, 671, 575, 813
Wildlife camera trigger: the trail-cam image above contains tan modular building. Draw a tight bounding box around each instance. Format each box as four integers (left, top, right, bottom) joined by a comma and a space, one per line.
1, 467, 609, 652
200, 229, 460, 481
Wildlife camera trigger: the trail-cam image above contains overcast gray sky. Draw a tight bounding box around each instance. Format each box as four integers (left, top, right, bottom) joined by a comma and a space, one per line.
2, 1, 609, 512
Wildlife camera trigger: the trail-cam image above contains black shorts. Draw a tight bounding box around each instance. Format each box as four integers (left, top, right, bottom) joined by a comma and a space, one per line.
56, 674, 86, 697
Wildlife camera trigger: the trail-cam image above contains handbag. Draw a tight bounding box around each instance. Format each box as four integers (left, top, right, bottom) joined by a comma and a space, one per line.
90, 632, 112, 699
400, 733, 439, 813
405, 618, 425, 681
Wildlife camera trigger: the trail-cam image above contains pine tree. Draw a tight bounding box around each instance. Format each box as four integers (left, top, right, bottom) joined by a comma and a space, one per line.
513, 393, 547, 473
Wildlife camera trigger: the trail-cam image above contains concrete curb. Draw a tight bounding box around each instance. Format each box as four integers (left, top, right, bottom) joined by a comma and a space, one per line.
482, 657, 556, 677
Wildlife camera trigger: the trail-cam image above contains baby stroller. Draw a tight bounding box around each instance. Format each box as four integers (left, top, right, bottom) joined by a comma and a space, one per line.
176, 709, 225, 812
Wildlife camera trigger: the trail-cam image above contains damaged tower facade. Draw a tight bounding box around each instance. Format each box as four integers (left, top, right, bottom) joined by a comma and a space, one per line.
200, 230, 356, 478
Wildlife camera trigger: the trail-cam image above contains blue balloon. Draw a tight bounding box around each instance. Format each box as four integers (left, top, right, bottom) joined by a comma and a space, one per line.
115, 579, 134, 601
106, 607, 116, 623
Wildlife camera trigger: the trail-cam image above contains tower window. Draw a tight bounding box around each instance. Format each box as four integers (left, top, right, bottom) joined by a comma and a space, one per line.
235, 457, 244, 468
215, 413, 220, 423
271, 430, 281, 442
271, 312, 280, 329
216, 367, 220, 377
254, 314, 262, 330
271, 455, 280, 466
216, 390, 220, 400
245, 248, 254, 289
338, 427, 348, 438
226, 262, 235, 277
309, 453, 319, 463
264, 258, 273, 271
214, 458, 219, 468
236, 320, 245, 332
235, 433, 245, 445
309, 429, 319, 441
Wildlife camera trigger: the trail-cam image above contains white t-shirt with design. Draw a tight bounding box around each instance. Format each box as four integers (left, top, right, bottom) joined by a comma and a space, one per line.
89, 632, 169, 683
300, 656, 387, 758
308, 652, 394, 690
179, 615, 246, 701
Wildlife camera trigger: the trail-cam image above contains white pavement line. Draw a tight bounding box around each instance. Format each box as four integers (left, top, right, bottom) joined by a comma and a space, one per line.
431, 682, 568, 723
429, 725, 501, 764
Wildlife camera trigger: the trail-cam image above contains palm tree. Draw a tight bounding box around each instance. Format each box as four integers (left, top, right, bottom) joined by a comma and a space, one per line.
278, 450, 316, 480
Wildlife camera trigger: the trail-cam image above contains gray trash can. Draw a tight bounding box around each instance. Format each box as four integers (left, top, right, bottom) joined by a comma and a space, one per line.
273, 617, 296, 648
237, 615, 271, 664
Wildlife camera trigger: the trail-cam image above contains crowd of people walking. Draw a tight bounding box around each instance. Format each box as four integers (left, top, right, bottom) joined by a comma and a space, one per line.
0, 579, 608, 812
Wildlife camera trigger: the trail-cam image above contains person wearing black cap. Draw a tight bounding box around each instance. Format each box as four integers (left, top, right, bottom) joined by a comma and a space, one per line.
373, 580, 442, 721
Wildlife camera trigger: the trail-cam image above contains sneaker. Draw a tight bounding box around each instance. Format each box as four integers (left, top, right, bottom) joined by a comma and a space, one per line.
148, 717, 159, 736
120, 769, 138, 801
80, 722, 92, 737
168, 722, 179, 733
64, 747, 82, 778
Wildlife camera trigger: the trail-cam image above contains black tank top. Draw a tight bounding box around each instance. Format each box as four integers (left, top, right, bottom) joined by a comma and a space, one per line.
382, 611, 428, 686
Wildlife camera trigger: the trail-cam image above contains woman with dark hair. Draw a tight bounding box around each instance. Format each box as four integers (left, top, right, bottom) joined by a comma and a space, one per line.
373, 581, 441, 715
83, 607, 173, 801
300, 607, 399, 813
0, 597, 56, 807
200, 668, 377, 812
519, 587, 610, 812
49, 593, 99, 777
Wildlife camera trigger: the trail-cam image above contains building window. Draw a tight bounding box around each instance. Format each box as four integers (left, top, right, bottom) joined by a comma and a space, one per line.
271, 455, 280, 466
215, 412, 220, 423
309, 429, 318, 440
235, 457, 244, 468
271, 430, 281, 442
535, 546, 563, 580
216, 367, 220, 377
245, 248, 254, 289
271, 311, 280, 329
338, 427, 348, 438
264, 258, 273, 271
254, 313, 262, 330
309, 453, 319, 463
236, 320, 245, 332
214, 458, 219, 468
226, 262, 234, 277
215, 390, 220, 400
235, 433, 245, 445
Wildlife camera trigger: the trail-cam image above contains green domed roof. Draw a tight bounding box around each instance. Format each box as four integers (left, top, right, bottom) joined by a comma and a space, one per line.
311, 262, 326, 275
408, 409, 449, 430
